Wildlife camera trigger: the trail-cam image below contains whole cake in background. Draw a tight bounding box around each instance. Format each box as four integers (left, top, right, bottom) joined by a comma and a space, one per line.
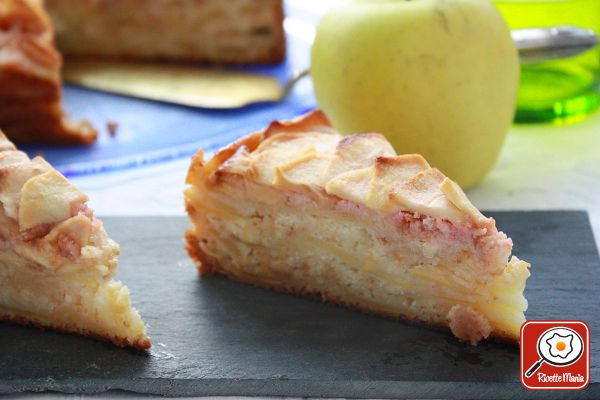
0, 0, 96, 145
185, 110, 531, 345
45, 0, 286, 64
0, 131, 150, 349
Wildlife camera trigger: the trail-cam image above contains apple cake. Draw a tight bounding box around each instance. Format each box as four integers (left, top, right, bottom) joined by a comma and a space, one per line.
0, 0, 97, 145
185, 110, 531, 344
0, 131, 149, 349
45, 0, 285, 64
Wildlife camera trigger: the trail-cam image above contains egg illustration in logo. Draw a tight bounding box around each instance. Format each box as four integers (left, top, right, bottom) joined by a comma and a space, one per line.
546, 332, 574, 359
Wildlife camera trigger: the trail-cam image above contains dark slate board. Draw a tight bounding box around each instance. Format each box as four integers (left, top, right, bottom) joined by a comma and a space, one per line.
0, 212, 598, 399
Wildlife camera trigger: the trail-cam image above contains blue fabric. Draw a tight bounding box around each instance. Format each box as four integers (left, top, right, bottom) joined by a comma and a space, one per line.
21, 5, 317, 177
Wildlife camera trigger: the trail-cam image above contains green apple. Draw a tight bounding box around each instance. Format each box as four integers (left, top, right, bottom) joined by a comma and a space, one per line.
311, 0, 519, 188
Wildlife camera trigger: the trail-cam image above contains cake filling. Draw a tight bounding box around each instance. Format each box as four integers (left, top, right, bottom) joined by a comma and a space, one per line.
187, 178, 529, 343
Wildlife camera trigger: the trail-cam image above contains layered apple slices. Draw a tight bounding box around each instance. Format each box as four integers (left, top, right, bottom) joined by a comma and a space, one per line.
0, 0, 96, 144
185, 110, 531, 344
0, 131, 149, 349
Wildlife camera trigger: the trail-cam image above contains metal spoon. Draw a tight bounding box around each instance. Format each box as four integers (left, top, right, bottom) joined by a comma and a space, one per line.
515, 25, 599, 64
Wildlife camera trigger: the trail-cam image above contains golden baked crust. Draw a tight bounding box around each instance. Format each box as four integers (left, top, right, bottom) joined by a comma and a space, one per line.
46, 0, 285, 64
185, 110, 531, 345
0, 0, 96, 145
0, 307, 150, 349
196, 110, 487, 226
0, 130, 149, 349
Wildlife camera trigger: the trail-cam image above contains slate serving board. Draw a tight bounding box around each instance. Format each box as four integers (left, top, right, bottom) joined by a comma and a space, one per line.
0, 211, 598, 399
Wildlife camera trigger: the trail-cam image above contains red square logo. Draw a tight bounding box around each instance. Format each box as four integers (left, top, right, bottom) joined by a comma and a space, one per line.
521, 320, 590, 390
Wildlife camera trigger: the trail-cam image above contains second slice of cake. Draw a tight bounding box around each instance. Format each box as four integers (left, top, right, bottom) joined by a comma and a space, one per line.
45, 0, 285, 65
185, 110, 530, 344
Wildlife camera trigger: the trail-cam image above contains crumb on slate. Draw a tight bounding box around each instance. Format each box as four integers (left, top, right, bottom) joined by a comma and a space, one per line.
106, 121, 119, 138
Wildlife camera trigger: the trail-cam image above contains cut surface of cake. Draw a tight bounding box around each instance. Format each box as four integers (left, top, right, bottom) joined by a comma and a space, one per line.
0, 131, 149, 349
185, 110, 531, 344
0, 0, 96, 145
45, 0, 285, 64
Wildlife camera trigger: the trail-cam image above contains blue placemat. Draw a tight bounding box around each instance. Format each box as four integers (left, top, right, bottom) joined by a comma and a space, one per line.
21, 1, 318, 177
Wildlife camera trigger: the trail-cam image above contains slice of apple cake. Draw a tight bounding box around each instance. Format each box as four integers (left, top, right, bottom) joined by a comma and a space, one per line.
184, 110, 530, 344
0, 131, 149, 348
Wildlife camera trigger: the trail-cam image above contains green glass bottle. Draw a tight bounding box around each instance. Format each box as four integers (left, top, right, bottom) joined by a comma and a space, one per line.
494, 0, 600, 123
